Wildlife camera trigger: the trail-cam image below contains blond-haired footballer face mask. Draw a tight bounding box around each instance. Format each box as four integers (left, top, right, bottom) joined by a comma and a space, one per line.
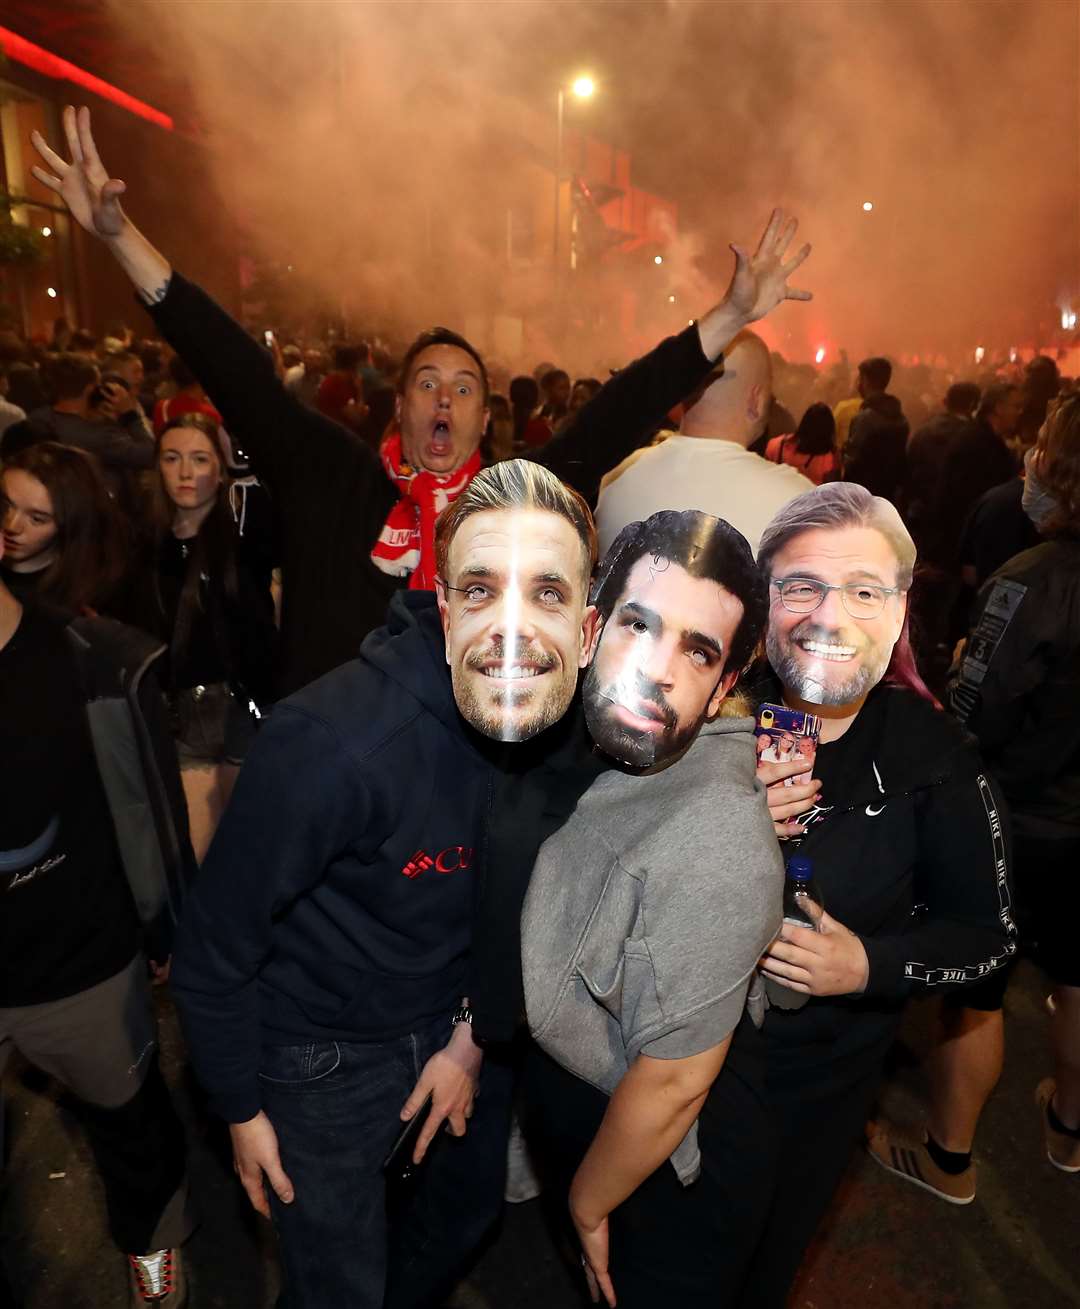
438, 507, 598, 742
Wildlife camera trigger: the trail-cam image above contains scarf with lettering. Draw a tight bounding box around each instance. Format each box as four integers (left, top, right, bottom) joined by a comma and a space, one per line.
371, 430, 482, 591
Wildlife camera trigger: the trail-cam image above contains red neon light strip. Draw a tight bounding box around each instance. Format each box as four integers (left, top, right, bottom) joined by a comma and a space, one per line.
0, 26, 173, 131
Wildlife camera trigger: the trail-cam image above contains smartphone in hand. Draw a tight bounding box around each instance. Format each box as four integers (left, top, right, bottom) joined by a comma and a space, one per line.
382, 1091, 434, 1184
754, 703, 821, 786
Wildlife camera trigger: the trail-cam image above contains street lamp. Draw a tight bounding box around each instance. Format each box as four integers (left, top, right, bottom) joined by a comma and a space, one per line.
862, 201, 874, 212
554, 73, 597, 263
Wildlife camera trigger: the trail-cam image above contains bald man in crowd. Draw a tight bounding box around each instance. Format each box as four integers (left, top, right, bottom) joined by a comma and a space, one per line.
595, 330, 812, 555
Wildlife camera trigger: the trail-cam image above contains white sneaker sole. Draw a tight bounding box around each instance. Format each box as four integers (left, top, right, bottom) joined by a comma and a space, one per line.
866, 1139, 976, 1205
1046, 1148, 1080, 1173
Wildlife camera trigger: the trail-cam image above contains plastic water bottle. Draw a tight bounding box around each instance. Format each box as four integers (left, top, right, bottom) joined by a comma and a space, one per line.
765, 856, 824, 1012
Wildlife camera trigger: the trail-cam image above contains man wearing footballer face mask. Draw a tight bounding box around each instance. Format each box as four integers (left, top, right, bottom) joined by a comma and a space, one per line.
738, 482, 1014, 1307
582, 510, 755, 769
171, 460, 599, 1309
521, 510, 785, 1309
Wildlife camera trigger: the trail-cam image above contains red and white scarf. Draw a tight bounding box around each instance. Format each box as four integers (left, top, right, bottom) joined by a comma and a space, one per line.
371, 430, 482, 591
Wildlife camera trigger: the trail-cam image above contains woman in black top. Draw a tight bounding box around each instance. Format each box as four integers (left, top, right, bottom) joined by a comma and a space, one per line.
127, 412, 277, 862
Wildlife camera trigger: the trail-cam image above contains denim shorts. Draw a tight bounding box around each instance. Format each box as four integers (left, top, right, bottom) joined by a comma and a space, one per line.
172, 682, 256, 766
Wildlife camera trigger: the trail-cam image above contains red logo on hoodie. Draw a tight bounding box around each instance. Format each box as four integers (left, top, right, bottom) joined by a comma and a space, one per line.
401, 847, 473, 878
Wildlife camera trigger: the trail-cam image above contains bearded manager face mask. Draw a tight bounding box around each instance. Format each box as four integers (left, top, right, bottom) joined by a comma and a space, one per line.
582, 510, 752, 768
764, 522, 907, 707
438, 499, 598, 743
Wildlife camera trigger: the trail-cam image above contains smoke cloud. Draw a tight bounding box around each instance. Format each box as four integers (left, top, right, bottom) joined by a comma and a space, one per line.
103, 0, 1079, 373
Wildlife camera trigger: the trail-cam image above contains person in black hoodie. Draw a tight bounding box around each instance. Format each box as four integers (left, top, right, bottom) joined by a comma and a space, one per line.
924, 382, 1022, 571
31, 108, 810, 697
167, 461, 601, 1309
842, 356, 910, 504
871, 391, 1080, 1194
904, 380, 981, 550
737, 483, 1013, 1306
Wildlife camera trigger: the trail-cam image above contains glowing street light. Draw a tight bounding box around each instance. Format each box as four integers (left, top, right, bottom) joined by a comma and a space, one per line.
862, 201, 874, 212
668, 294, 676, 303
654, 254, 664, 266
815, 345, 826, 364
974, 346, 986, 364
554, 74, 599, 264
46, 287, 57, 298
1062, 308, 1078, 331
41, 225, 52, 237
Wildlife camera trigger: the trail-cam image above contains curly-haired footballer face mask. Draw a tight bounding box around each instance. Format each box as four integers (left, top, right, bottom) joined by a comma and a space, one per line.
583, 519, 744, 769
765, 526, 906, 706
438, 507, 599, 742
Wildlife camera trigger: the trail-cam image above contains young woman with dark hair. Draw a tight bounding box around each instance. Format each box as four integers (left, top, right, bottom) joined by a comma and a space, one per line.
764, 401, 839, 485
123, 411, 277, 861
0, 441, 128, 613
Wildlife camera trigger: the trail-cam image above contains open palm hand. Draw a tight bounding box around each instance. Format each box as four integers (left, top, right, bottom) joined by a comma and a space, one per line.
30, 105, 127, 240
724, 208, 812, 323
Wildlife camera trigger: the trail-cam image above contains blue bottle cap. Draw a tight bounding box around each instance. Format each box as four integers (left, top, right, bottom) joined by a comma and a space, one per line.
787, 855, 813, 881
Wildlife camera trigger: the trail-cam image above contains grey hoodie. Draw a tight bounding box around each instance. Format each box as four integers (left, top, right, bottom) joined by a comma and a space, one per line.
522, 714, 783, 1184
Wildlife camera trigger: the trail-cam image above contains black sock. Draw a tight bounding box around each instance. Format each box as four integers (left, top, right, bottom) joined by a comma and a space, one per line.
925, 1134, 971, 1174
1046, 1099, 1080, 1139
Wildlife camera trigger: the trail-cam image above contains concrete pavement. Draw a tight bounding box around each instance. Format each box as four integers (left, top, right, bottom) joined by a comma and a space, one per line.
2, 959, 1077, 1308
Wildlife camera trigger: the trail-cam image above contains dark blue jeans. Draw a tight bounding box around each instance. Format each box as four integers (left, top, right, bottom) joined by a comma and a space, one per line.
260, 1011, 513, 1309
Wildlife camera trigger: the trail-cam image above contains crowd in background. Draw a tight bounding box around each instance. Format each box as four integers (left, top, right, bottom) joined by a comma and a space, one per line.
2, 113, 1079, 1309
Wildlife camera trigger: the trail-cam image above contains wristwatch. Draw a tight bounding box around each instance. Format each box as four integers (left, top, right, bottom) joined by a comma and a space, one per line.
451, 1002, 473, 1028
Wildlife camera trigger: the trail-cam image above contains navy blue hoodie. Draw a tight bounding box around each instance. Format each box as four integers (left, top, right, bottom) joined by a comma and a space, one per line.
171, 591, 490, 1123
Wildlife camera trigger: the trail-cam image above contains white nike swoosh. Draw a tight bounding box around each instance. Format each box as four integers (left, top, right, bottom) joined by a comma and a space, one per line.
865, 803, 887, 817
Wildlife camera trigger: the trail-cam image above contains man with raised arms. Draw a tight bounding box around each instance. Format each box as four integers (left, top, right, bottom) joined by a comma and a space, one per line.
31, 106, 811, 695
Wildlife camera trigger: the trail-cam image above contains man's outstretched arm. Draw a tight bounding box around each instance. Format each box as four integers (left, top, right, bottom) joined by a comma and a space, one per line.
535, 209, 812, 506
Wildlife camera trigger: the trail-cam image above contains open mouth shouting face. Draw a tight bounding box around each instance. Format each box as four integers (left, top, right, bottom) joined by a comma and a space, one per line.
439, 506, 597, 742
396, 343, 490, 475
765, 526, 907, 707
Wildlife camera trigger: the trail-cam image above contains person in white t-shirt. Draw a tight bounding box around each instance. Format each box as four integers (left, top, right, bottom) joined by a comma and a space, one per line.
596, 330, 813, 556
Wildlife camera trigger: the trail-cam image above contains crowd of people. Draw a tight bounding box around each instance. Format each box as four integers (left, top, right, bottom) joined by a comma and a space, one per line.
1, 104, 1077, 1309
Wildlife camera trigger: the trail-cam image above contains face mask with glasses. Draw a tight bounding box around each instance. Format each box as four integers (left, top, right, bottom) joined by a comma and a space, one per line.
772, 576, 902, 620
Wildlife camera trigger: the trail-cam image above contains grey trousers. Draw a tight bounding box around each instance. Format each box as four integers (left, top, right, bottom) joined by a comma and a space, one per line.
0, 956, 195, 1253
